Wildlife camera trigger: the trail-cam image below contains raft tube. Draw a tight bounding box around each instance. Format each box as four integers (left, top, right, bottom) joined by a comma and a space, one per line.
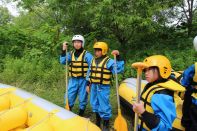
0, 83, 100, 131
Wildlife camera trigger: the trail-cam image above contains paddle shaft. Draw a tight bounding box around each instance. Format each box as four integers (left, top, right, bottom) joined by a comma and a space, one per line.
114, 55, 128, 131
114, 55, 121, 110
65, 47, 69, 109
131, 62, 147, 131
134, 68, 142, 131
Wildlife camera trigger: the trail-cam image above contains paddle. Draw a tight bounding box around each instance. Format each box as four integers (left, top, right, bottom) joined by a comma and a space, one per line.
131, 62, 147, 131
114, 55, 128, 131
64, 43, 70, 110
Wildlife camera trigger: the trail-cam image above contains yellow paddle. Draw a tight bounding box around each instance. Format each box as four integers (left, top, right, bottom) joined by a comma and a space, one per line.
132, 62, 147, 131
114, 55, 128, 131
64, 43, 70, 110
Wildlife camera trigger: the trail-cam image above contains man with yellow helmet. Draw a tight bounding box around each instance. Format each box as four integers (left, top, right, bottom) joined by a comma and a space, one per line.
132, 55, 185, 130
60, 35, 93, 116
181, 35, 197, 130
86, 42, 124, 131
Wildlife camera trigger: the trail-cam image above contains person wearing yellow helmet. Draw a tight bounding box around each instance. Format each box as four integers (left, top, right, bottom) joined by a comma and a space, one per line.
132, 55, 185, 131
60, 35, 93, 116
181, 35, 197, 131
86, 42, 124, 131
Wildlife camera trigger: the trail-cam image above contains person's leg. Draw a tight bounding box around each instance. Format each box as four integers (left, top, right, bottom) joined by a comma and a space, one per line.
90, 84, 101, 127
90, 84, 99, 112
95, 112, 101, 127
66, 77, 78, 110
97, 85, 111, 131
103, 119, 110, 131
78, 78, 88, 116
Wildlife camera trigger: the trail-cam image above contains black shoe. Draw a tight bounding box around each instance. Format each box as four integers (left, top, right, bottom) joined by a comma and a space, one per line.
69, 106, 73, 111
78, 109, 85, 116
102, 120, 109, 131
96, 113, 101, 127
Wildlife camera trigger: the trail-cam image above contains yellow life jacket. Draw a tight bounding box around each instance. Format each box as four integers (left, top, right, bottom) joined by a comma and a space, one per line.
171, 70, 183, 81
89, 56, 111, 85
139, 79, 185, 131
69, 50, 88, 77
170, 70, 184, 99
192, 92, 197, 99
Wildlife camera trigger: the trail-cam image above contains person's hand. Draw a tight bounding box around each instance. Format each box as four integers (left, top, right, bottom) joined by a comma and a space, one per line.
63, 42, 68, 51
111, 50, 119, 56
133, 101, 145, 114
86, 86, 90, 94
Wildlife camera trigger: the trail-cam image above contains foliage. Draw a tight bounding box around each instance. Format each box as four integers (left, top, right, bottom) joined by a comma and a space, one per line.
0, 56, 64, 88
0, 0, 197, 129
0, 0, 196, 99
0, 6, 13, 25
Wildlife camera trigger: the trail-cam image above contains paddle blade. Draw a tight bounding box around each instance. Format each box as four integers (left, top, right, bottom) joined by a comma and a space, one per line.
65, 99, 70, 110
114, 114, 128, 131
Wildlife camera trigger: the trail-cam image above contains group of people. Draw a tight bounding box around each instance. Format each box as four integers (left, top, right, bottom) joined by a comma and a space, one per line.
60, 34, 197, 131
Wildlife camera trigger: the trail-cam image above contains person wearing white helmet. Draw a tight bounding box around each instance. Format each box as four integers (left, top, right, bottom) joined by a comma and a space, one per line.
181, 35, 197, 130
60, 35, 93, 116
72, 35, 85, 47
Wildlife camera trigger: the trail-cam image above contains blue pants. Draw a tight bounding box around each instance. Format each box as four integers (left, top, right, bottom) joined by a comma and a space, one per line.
65, 77, 88, 110
90, 84, 112, 120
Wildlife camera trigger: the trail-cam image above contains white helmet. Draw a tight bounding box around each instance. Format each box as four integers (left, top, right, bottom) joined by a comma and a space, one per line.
194, 36, 197, 51
72, 35, 85, 47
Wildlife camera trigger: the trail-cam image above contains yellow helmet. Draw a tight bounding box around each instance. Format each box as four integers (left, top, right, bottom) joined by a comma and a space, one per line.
143, 55, 172, 79
93, 42, 108, 55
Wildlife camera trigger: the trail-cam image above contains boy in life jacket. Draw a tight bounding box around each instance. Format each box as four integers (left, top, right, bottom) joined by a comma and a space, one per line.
132, 55, 185, 131
86, 42, 124, 131
60, 35, 93, 116
181, 35, 197, 131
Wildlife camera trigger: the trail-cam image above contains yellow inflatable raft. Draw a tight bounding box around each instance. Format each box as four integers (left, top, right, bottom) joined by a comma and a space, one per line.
119, 78, 185, 131
0, 83, 100, 131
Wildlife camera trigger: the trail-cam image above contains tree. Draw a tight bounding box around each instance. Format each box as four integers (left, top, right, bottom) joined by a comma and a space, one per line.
9, 0, 197, 58
0, 6, 13, 25
81, 0, 182, 55
180, 0, 197, 36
